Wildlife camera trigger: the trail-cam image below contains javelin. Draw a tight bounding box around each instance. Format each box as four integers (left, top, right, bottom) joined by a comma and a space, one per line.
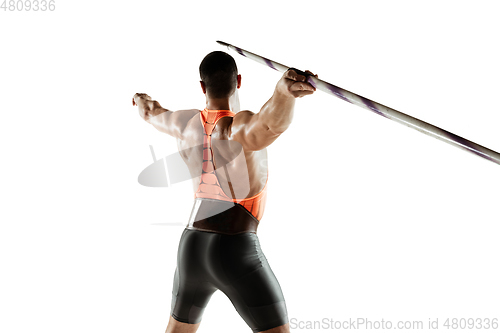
216, 40, 500, 166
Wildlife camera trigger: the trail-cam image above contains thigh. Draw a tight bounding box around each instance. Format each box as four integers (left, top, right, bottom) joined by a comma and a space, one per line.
170, 275, 218, 324
223, 262, 288, 332
170, 230, 219, 324
219, 234, 289, 332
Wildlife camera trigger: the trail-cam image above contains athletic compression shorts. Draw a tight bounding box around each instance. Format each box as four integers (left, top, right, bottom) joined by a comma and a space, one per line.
170, 202, 288, 332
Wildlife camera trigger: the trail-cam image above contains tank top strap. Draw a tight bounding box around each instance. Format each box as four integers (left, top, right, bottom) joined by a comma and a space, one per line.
200, 109, 235, 136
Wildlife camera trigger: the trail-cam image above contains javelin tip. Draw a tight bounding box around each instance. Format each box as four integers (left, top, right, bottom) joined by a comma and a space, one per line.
216, 40, 230, 47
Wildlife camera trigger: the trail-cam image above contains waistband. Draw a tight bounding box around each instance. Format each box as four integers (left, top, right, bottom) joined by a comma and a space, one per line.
186, 198, 259, 235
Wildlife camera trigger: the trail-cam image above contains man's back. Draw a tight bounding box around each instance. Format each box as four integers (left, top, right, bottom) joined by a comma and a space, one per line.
176, 109, 269, 200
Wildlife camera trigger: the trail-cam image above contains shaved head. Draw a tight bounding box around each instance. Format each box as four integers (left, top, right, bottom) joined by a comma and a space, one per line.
199, 51, 238, 99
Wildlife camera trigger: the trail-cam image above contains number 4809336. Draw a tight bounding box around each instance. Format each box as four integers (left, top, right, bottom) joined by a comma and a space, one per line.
1, 0, 56, 11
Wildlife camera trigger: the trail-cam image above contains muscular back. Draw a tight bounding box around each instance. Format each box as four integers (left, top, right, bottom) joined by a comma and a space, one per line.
176, 110, 268, 199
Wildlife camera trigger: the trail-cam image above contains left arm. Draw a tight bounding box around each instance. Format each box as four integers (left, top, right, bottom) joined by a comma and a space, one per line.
132, 93, 196, 139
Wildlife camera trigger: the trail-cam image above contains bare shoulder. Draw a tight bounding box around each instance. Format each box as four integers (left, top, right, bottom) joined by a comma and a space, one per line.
149, 108, 200, 139
175, 109, 202, 135
233, 110, 257, 121
171, 108, 201, 126
175, 108, 201, 120
229, 110, 278, 151
229, 110, 258, 137
231, 110, 258, 130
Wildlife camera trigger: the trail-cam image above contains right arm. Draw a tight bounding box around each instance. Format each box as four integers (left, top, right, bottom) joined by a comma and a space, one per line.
132, 93, 198, 139
230, 69, 317, 151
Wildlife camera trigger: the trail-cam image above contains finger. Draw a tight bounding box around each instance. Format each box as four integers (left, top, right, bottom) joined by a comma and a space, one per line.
291, 89, 314, 98
301, 90, 315, 97
304, 70, 319, 78
285, 69, 306, 82
290, 81, 316, 92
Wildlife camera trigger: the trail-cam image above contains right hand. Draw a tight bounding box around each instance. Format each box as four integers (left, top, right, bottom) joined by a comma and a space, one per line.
278, 69, 318, 98
132, 93, 151, 106
132, 93, 153, 121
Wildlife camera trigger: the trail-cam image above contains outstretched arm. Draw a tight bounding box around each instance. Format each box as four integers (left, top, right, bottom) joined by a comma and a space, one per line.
132, 93, 197, 139
230, 69, 317, 151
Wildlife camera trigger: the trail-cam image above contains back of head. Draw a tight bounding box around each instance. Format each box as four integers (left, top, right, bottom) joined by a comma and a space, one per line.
199, 51, 238, 99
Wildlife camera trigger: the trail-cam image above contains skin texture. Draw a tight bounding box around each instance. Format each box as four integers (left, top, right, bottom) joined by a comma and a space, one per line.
133, 69, 316, 333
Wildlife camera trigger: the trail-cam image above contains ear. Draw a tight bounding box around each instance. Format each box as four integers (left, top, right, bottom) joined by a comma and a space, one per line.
200, 81, 206, 94
237, 74, 241, 89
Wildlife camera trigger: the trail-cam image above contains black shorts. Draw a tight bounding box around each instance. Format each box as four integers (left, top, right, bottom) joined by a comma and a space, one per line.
170, 227, 289, 332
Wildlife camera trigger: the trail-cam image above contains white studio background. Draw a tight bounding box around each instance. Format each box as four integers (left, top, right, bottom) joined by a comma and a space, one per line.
1, 1, 499, 333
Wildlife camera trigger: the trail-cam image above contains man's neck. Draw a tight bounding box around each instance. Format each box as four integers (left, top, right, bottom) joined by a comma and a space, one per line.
205, 89, 240, 112
206, 98, 231, 111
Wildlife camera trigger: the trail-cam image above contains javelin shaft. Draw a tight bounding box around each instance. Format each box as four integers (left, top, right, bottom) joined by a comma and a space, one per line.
217, 40, 500, 166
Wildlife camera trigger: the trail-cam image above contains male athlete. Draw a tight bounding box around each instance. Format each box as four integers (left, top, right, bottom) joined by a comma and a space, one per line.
132, 51, 317, 333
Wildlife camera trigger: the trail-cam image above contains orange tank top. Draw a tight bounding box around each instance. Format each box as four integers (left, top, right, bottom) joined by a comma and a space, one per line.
194, 109, 267, 221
